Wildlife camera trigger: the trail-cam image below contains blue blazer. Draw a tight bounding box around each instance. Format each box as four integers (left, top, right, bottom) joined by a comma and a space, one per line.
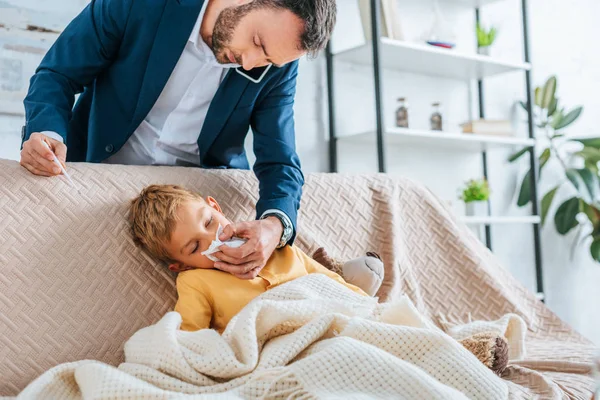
23, 0, 304, 242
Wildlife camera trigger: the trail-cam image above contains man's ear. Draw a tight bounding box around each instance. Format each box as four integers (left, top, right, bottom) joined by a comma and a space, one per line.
206, 196, 222, 213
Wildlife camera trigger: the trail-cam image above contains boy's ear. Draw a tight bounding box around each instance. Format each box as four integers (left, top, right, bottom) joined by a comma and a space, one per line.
168, 262, 184, 272
206, 196, 222, 213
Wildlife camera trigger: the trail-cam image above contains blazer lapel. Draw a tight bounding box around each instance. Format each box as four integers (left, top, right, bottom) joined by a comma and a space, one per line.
131, 0, 204, 129
198, 69, 250, 160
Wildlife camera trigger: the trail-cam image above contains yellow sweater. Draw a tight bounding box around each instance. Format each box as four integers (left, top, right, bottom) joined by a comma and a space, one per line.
175, 245, 366, 332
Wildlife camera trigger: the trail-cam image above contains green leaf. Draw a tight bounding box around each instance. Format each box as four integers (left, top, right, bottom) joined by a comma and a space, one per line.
590, 236, 600, 262
507, 147, 530, 163
550, 108, 565, 129
575, 146, 600, 173
571, 137, 600, 148
519, 101, 528, 111
541, 76, 557, 109
517, 169, 532, 207
541, 186, 560, 225
548, 98, 558, 116
554, 197, 580, 235
554, 106, 583, 130
566, 168, 600, 204
516, 149, 551, 207
581, 201, 600, 226
534, 87, 543, 108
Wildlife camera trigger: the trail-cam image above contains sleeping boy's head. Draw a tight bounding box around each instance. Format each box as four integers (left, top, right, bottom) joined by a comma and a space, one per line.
129, 184, 231, 272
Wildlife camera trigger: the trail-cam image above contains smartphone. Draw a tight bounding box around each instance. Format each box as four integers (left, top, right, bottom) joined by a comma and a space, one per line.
235, 64, 273, 83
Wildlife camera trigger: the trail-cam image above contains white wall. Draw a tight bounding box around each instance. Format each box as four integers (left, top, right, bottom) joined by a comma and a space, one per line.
1, 0, 598, 343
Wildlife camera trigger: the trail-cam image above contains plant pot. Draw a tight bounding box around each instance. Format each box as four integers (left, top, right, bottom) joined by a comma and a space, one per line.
477, 46, 491, 56
465, 201, 488, 217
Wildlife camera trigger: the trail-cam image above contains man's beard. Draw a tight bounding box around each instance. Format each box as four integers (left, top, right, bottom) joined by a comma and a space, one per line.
211, 5, 250, 65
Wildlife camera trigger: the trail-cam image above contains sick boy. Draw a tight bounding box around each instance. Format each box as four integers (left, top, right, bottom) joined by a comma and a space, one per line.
129, 184, 383, 333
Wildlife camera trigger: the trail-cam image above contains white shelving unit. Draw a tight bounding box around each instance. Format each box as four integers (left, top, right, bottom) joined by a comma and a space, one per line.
334, 38, 531, 80
451, 0, 505, 6
461, 216, 541, 225
340, 128, 535, 152
326, 0, 545, 297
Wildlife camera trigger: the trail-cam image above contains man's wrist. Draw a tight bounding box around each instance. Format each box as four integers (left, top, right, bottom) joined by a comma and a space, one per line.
260, 209, 293, 248
264, 216, 284, 237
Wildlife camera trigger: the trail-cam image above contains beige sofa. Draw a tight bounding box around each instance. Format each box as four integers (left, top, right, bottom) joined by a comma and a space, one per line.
0, 159, 596, 397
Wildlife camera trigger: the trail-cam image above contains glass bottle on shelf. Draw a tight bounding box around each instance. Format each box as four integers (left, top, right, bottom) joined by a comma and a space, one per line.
395, 98, 409, 128
430, 102, 443, 131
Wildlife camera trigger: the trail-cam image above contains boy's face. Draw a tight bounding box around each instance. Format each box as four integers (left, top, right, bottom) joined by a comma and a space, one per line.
164, 198, 231, 272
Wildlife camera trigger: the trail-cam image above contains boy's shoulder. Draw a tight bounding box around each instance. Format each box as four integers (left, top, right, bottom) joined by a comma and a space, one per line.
176, 268, 230, 287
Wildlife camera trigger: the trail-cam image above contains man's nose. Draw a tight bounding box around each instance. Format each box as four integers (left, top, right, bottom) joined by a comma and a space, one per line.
241, 49, 264, 71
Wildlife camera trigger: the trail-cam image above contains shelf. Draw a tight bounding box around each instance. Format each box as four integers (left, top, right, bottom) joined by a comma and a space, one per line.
334, 37, 531, 80
461, 216, 541, 225
449, 0, 505, 6
338, 128, 535, 152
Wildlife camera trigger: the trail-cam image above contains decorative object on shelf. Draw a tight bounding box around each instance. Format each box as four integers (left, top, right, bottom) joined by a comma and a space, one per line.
507, 75, 600, 262
430, 102, 443, 131
395, 97, 409, 128
358, 0, 404, 41
461, 119, 514, 136
460, 179, 490, 217
476, 23, 498, 56
425, 0, 456, 49
381, 0, 404, 41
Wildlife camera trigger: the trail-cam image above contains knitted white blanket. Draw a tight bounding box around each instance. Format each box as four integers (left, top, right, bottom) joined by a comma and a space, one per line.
19, 275, 508, 399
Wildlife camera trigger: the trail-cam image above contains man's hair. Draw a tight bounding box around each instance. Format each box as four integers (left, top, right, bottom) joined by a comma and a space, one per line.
253, 0, 337, 58
129, 184, 204, 262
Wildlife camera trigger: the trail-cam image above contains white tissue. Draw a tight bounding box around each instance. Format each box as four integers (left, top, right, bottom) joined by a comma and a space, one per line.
201, 224, 247, 262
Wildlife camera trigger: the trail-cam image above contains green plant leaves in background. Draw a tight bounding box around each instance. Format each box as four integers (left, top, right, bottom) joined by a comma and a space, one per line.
548, 97, 558, 116
571, 137, 600, 148
554, 197, 580, 235
575, 146, 600, 173
541, 76, 557, 109
566, 168, 600, 204
554, 106, 583, 130
541, 186, 560, 225
590, 236, 600, 262
534, 87, 543, 108
517, 148, 551, 207
507, 147, 530, 163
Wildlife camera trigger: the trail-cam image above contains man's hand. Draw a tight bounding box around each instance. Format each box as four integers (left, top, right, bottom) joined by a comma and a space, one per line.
20, 133, 67, 177
212, 217, 283, 279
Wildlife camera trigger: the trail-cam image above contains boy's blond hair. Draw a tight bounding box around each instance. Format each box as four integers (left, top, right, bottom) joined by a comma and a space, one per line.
129, 184, 204, 261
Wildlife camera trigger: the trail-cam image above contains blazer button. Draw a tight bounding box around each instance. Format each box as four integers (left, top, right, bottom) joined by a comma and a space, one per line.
105, 144, 114, 153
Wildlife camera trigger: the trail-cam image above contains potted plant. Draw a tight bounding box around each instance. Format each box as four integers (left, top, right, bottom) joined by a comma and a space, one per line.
507, 75, 600, 261
476, 23, 497, 56
460, 179, 490, 216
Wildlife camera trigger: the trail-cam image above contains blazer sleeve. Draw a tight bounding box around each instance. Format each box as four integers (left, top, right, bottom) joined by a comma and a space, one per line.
250, 61, 305, 244
23, 0, 133, 142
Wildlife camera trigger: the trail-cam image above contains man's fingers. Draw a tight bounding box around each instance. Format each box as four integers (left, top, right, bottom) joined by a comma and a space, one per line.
214, 260, 261, 276
53, 142, 67, 165
20, 161, 53, 177
30, 134, 56, 162
218, 224, 236, 241
233, 266, 262, 280
219, 239, 258, 259
211, 251, 256, 266
30, 148, 61, 175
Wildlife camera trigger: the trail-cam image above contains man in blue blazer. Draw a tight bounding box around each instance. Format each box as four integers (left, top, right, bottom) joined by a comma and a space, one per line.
20, 0, 337, 278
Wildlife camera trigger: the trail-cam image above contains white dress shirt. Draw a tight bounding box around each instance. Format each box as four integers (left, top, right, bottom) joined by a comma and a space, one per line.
44, 0, 237, 166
